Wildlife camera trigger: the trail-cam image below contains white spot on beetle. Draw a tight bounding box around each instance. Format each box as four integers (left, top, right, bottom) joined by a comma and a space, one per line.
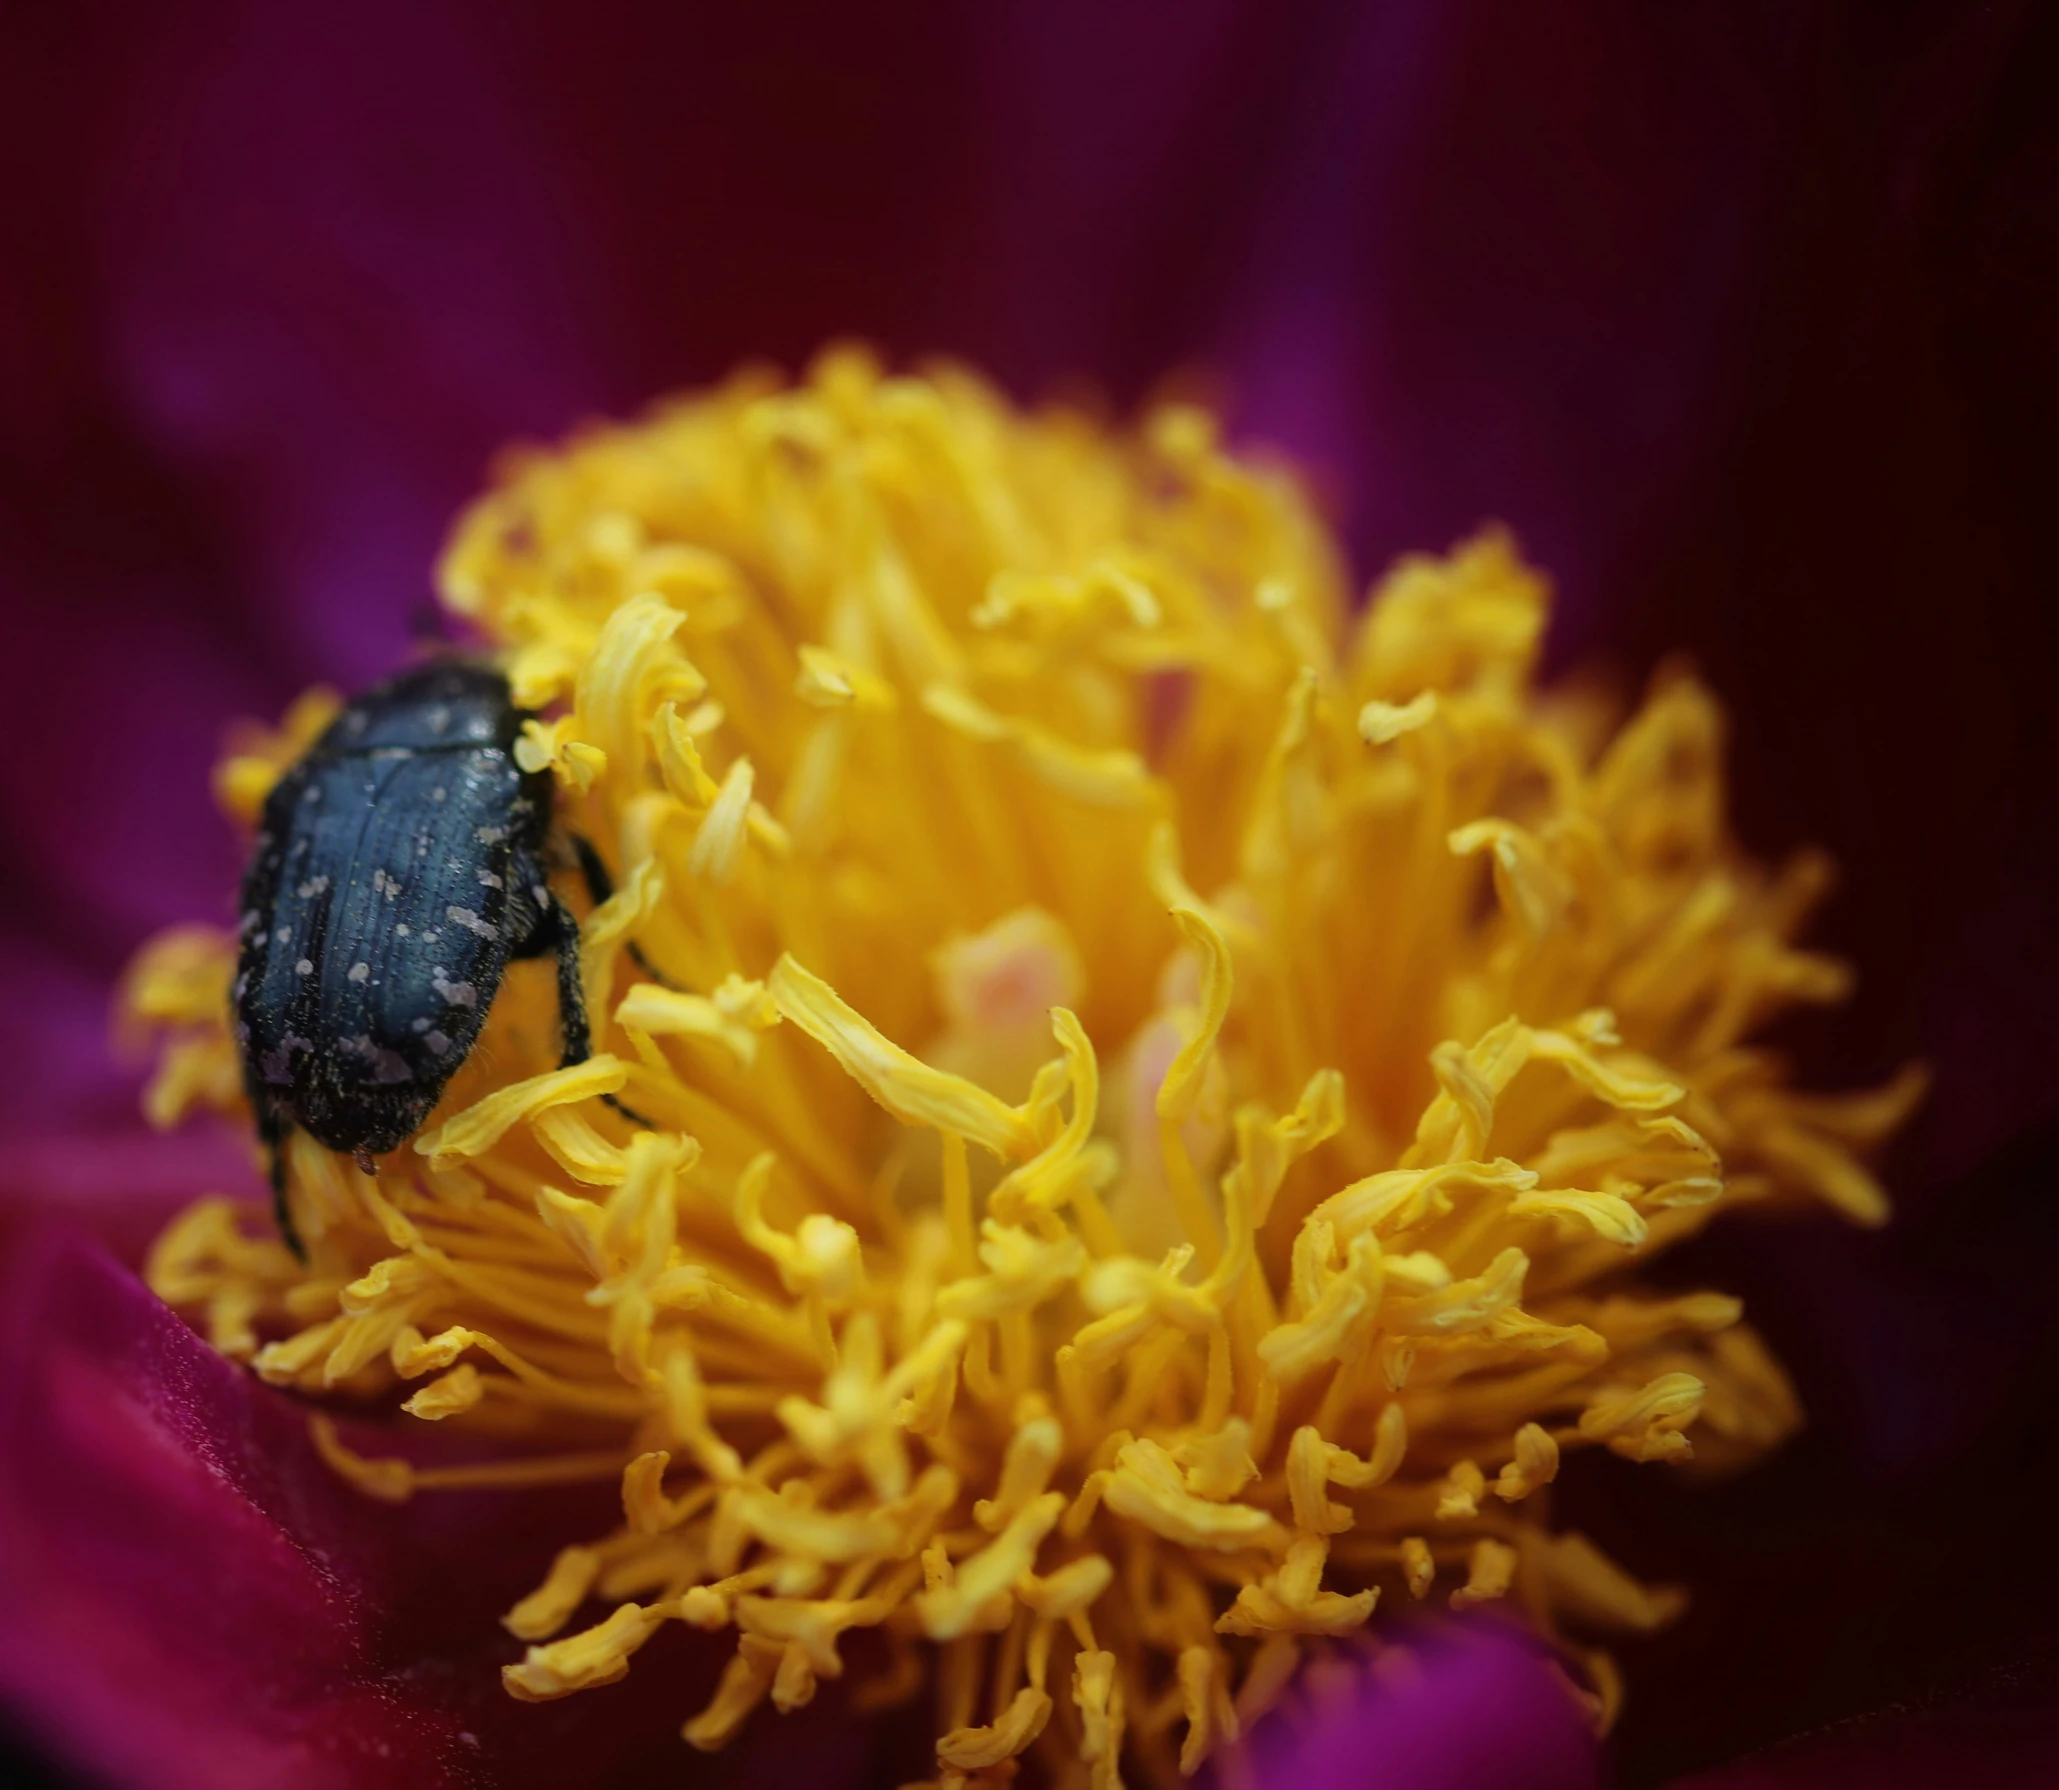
531, 884, 550, 908
342, 1035, 413, 1083
275, 924, 291, 945
430, 969, 478, 1009
259, 1034, 312, 1084
427, 705, 451, 734
347, 961, 371, 983
372, 867, 402, 898
476, 869, 503, 890
395, 923, 410, 938
474, 824, 508, 845
295, 874, 330, 899
430, 786, 448, 803
425, 1030, 452, 1056
410, 1016, 431, 1033
446, 906, 497, 939
295, 958, 314, 976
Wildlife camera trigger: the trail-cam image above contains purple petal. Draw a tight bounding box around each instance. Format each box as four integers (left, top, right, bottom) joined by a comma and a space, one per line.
1242, 1623, 1597, 1790
1219, 4, 1786, 636
0, 1229, 932, 1789
0, 1228, 469, 1787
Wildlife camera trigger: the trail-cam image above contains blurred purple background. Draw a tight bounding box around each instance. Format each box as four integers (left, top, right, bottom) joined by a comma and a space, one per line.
1, 2, 2054, 1785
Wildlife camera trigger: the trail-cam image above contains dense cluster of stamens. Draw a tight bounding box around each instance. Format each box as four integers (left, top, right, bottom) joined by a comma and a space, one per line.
131, 348, 1917, 1787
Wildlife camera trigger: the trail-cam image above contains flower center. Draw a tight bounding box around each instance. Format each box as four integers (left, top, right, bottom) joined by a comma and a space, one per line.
134, 346, 1919, 1786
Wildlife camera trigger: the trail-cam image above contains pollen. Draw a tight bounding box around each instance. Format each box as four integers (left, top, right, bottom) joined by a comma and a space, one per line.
132, 346, 1921, 1786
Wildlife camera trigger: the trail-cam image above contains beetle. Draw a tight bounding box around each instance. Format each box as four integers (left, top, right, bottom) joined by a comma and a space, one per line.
232, 661, 628, 1256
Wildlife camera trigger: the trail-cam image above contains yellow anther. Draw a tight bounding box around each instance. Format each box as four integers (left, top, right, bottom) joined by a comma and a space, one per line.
1580, 1373, 1707, 1462
769, 955, 1032, 1156
1172, 1418, 1259, 1503
973, 1417, 1063, 1531
1216, 1534, 1377, 1637
677, 1586, 729, 1628
654, 699, 722, 806
617, 980, 778, 1070
1017, 1555, 1112, 1622
1400, 1537, 1434, 1600
574, 592, 703, 777
504, 1602, 664, 1701
682, 1636, 783, 1750
1313, 1156, 1535, 1239
1073, 1649, 1125, 1790
1510, 1186, 1649, 1248
413, 1057, 628, 1165
402, 1363, 482, 1420
1494, 1423, 1560, 1501
1535, 1531, 1688, 1632
916, 1492, 1063, 1639
1257, 1232, 1385, 1383
1358, 689, 1438, 744
1220, 1071, 1347, 1230
795, 643, 898, 711
1386, 1247, 1529, 1337
937, 1685, 1053, 1771
936, 1223, 1086, 1322
514, 714, 606, 792
503, 1545, 603, 1642
1451, 1537, 1519, 1610
1435, 1460, 1486, 1522
736, 1154, 862, 1301
688, 756, 755, 883
1449, 817, 1574, 936
1102, 1440, 1279, 1553
1176, 1645, 1239, 1775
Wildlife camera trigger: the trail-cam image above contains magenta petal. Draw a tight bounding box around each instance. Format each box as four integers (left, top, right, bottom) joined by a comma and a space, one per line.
0, 1228, 942, 1790
0, 1228, 480, 1788
1244, 1623, 1598, 1790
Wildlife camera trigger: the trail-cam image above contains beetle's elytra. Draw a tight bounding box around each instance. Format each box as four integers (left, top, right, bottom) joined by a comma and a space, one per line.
232, 662, 599, 1255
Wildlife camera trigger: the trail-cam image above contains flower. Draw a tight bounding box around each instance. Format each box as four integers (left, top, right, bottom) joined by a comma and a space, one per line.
129, 351, 1914, 1785
5, 5, 2058, 1788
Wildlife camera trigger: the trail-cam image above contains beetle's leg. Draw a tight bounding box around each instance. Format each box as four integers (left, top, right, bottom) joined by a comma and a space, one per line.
567, 832, 680, 990
570, 831, 615, 905
547, 891, 595, 1066
256, 1101, 306, 1262
543, 888, 655, 1129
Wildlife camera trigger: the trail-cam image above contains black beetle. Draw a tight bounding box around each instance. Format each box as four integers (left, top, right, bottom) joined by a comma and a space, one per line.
232, 662, 622, 1255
